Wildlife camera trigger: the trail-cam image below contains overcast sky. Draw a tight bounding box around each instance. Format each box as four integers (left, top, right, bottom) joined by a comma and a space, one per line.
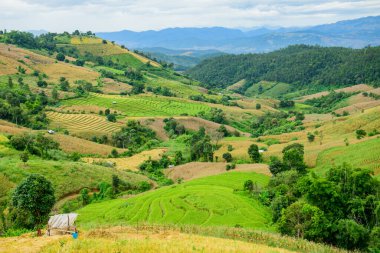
1, 0, 380, 32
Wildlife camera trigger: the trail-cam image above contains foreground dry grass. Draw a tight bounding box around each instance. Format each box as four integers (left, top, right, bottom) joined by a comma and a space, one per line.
0, 227, 295, 253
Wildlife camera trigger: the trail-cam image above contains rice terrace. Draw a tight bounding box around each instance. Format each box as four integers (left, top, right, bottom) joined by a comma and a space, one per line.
0, 3, 380, 253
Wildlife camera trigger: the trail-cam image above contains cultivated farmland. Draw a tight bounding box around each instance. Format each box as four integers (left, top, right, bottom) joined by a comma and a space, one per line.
77, 172, 272, 229
61, 93, 211, 117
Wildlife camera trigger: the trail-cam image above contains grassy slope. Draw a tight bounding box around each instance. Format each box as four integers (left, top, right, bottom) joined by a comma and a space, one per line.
77, 172, 272, 230
0, 135, 149, 200
315, 137, 380, 178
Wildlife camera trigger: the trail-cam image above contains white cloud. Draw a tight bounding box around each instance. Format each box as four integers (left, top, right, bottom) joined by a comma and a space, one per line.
0, 0, 379, 32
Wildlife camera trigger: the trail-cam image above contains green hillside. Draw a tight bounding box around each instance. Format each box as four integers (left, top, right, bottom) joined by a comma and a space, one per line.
0, 135, 149, 204
77, 172, 272, 229
315, 137, 380, 178
187, 45, 380, 94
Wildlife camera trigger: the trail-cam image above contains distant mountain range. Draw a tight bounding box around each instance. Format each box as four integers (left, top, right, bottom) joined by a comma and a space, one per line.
97, 16, 380, 54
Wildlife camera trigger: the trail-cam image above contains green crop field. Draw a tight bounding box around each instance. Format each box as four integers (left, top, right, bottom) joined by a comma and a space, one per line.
61, 93, 211, 117
77, 172, 272, 230
145, 73, 204, 97
315, 137, 380, 178
245, 81, 293, 98
104, 54, 144, 69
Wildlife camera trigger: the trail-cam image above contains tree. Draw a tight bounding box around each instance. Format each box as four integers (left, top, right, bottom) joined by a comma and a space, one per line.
107, 113, 116, 122
307, 133, 315, 142
56, 53, 65, 61
244, 180, 254, 192
279, 201, 328, 241
80, 188, 90, 206
131, 83, 145, 94
8, 77, 13, 88
174, 151, 183, 165
12, 174, 55, 233
334, 219, 369, 250
19, 152, 29, 165
217, 124, 229, 137
256, 103, 261, 110
269, 156, 288, 175
356, 129, 367, 139
248, 144, 261, 163
222, 152, 232, 162
112, 174, 120, 193
105, 108, 111, 115
51, 88, 59, 101
37, 80, 47, 88
282, 143, 306, 173
111, 149, 119, 158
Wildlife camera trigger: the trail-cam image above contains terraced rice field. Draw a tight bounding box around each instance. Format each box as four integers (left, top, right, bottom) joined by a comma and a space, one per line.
83, 148, 167, 171
46, 111, 122, 137
165, 162, 270, 181
77, 172, 272, 229
315, 137, 380, 177
61, 94, 211, 117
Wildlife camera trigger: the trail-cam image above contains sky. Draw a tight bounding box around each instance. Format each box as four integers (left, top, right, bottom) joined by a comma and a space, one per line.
1, 0, 380, 32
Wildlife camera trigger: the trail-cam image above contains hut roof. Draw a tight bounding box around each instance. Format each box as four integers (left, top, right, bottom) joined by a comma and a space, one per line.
48, 213, 78, 229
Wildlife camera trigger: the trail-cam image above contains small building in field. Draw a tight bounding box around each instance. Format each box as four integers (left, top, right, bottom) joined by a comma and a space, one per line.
47, 213, 78, 236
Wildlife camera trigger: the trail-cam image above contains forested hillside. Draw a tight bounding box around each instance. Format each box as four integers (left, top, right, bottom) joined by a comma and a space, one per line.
187, 45, 380, 92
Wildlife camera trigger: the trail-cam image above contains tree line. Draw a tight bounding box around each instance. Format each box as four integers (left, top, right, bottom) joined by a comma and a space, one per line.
187, 45, 380, 93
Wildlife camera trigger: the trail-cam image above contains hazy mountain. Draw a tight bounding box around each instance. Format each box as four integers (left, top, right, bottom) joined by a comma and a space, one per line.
98, 16, 380, 53
140, 47, 225, 70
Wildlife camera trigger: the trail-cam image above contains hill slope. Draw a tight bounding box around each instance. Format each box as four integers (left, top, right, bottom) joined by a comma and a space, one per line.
187, 45, 380, 94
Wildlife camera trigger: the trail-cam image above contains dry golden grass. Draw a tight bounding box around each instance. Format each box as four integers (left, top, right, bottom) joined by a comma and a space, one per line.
165, 162, 270, 181
0, 227, 295, 253
83, 148, 167, 171
335, 84, 373, 93
34, 62, 100, 83
236, 98, 278, 112
101, 78, 132, 94
0, 120, 28, 135
297, 84, 374, 102
50, 134, 127, 156
335, 100, 380, 114
176, 116, 248, 136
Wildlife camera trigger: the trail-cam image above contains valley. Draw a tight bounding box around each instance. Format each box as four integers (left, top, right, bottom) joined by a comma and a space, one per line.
0, 27, 379, 253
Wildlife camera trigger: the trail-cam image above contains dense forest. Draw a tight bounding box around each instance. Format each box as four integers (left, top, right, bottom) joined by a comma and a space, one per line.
187, 45, 380, 92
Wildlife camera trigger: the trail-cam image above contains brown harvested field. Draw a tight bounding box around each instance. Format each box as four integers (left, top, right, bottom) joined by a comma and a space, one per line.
297, 84, 374, 102
139, 118, 169, 140
335, 100, 380, 114
176, 117, 248, 136
165, 162, 270, 181
0, 120, 28, 135
46, 111, 123, 138
101, 78, 132, 94
82, 148, 167, 171
297, 91, 329, 102
370, 87, 380, 95
34, 62, 100, 83
302, 113, 334, 124
50, 134, 127, 156
335, 84, 373, 93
